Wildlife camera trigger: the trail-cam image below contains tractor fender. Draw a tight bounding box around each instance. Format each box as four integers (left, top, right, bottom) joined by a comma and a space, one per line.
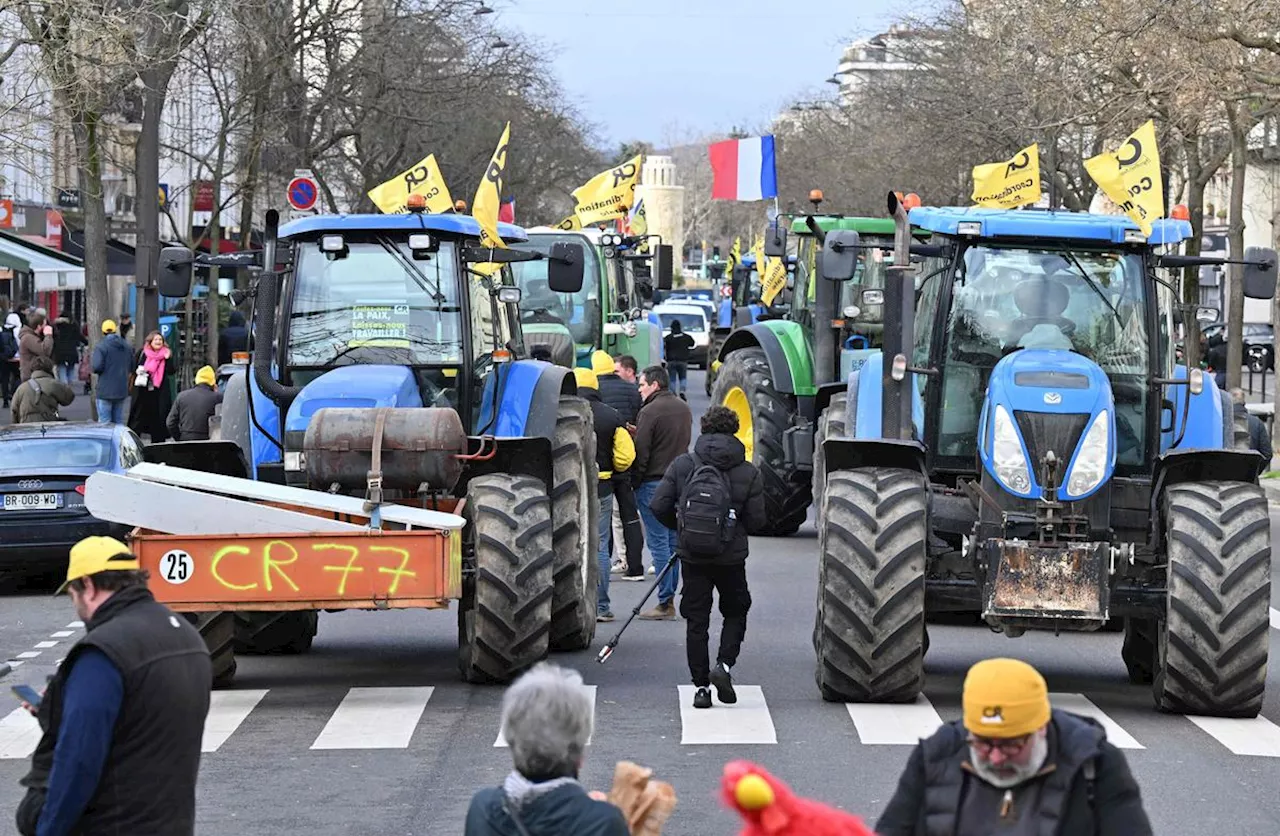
822, 437, 927, 477
1149, 447, 1267, 549
815, 382, 847, 421
478, 359, 575, 441
1165, 364, 1229, 452
718, 321, 816, 396
459, 436, 556, 496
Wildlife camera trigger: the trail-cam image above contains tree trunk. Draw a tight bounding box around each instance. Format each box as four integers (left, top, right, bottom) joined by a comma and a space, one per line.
134, 60, 179, 343
74, 113, 109, 421
1225, 120, 1248, 391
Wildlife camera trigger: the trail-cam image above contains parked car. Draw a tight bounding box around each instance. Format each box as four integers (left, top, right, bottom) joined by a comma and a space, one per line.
1201, 322, 1274, 371
0, 422, 141, 580
654, 303, 711, 368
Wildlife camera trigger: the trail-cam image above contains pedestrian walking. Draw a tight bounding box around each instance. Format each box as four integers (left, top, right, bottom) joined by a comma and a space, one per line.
1229, 387, 1272, 471
1, 311, 20, 408
662, 320, 694, 400
91, 320, 133, 425
18, 310, 53, 383
466, 662, 629, 835
633, 365, 691, 620
11, 355, 75, 423
572, 367, 635, 622
875, 657, 1152, 836
649, 405, 765, 709
592, 351, 644, 581
167, 365, 223, 441
52, 316, 85, 387
15, 536, 211, 836
217, 310, 248, 366
127, 331, 174, 443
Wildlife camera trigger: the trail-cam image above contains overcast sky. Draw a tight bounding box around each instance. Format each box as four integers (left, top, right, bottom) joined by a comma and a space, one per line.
499, 0, 909, 149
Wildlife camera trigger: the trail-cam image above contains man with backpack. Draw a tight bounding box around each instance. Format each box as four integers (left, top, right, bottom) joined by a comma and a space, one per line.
649, 405, 766, 709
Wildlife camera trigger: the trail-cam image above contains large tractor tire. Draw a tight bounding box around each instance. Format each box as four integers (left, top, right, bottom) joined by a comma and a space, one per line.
458, 474, 555, 684
233, 611, 318, 655
549, 397, 600, 652
814, 467, 927, 703
188, 612, 237, 689
1154, 481, 1270, 717
712, 346, 810, 535
811, 401, 847, 514
706, 331, 729, 395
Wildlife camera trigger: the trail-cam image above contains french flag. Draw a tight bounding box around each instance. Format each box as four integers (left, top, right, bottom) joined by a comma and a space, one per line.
498, 197, 515, 224
709, 135, 778, 201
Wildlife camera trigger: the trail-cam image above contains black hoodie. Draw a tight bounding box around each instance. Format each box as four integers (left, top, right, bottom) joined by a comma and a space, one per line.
649, 432, 767, 564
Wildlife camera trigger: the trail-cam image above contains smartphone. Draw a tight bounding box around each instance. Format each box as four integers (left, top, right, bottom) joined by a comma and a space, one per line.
10, 684, 41, 707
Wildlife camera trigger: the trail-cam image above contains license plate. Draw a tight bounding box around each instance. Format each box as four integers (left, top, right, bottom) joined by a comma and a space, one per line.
2, 493, 61, 511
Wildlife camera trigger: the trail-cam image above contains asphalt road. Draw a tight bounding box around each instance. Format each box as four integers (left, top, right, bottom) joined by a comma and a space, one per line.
4, 371, 1280, 834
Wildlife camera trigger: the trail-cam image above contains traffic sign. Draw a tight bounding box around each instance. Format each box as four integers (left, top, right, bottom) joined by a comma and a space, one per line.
287, 175, 318, 212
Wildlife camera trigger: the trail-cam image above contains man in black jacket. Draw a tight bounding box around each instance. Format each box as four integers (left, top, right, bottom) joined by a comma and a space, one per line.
217, 311, 248, 366
875, 657, 1152, 836
592, 351, 645, 580
634, 365, 692, 619
167, 365, 223, 441
650, 405, 766, 709
17, 536, 211, 836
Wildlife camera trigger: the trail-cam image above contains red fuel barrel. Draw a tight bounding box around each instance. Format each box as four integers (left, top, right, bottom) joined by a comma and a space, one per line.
303, 407, 467, 493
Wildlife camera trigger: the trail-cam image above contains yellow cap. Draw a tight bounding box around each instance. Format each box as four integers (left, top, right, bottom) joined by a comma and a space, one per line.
573, 367, 598, 390
101, 319, 117, 334
733, 773, 775, 811
57, 536, 139, 594
590, 350, 615, 376
963, 658, 1051, 738
195, 365, 216, 387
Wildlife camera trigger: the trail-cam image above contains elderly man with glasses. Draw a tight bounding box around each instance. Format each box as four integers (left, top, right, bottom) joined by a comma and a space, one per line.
875, 658, 1152, 836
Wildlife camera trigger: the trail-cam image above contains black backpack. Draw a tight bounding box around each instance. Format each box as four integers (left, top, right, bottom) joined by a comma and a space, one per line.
676, 454, 737, 556
0, 327, 16, 360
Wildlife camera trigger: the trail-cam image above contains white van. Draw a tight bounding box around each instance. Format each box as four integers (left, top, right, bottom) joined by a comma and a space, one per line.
654, 303, 710, 368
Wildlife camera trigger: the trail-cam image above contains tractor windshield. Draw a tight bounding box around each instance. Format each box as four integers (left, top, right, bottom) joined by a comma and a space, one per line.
512, 235, 602, 344
287, 237, 465, 368
938, 245, 1149, 467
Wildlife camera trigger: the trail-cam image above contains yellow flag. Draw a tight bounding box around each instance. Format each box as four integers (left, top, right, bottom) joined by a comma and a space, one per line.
752, 236, 765, 283
971, 144, 1040, 209
554, 214, 582, 231
1083, 120, 1164, 236
566, 155, 642, 227
367, 154, 455, 214
471, 122, 510, 277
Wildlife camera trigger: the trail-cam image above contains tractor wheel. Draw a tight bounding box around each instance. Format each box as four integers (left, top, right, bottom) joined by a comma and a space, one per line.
233, 611, 318, 655
458, 474, 555, 684
712, 346, 809, 535
811, 401, 847, 514
706, 332, 728, 395
549, 397, 600, 652
188, 612, 237, 689
814, 467, 927, 703
1154, 481, 1271, 717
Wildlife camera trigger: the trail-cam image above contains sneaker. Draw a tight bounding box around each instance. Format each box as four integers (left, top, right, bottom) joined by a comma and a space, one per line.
638, 601, 677, 620
647, 565, 656, 576
619, 573, 645, 582
610, 560, 626, 574
692, 686, 712, 709
596, 611, 615, 622
709, 662, 737, 705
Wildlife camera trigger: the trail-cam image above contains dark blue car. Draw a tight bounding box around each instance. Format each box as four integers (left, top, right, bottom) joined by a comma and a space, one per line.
0, 422, 140, 578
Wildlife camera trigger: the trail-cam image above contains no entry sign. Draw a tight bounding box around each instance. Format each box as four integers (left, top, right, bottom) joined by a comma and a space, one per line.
287, 175, 318, 212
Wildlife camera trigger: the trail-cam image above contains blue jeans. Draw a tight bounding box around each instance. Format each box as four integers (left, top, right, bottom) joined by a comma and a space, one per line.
597, 491, 614, 614
667, 362, 688, 396
95, 397, 127, 425
635, 479, 680, 605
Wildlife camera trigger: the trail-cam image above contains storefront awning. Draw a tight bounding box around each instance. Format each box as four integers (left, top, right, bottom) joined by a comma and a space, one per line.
0, 230, 84, 291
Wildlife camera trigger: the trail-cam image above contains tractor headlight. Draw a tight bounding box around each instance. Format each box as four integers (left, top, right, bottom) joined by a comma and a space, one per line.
991, 405, 1031, 494
1065, 410, 1109, 498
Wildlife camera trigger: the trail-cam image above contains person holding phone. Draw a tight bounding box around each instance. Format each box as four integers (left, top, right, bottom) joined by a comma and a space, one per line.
17, 310, 53, 383
16, 536, 211, 836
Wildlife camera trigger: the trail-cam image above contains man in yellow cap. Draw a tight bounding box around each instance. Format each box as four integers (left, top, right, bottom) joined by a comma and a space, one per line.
573, 366, 635, 622
90, 318, 134, 425
590, 350, 645, 580
166, 364, 223, 441
876, 657, 1151, 835
16, 536, 211, 836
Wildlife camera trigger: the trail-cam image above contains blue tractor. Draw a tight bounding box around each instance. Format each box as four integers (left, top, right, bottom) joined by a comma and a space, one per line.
153, 207, 600, 686
808, 193, 1277, 717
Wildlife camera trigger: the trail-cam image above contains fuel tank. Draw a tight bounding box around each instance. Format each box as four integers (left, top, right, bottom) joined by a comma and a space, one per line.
303, 407, 467, 492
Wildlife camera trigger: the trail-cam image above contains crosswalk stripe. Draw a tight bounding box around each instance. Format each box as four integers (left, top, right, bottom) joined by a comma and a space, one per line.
1049, 693, 1143, 749
1188, 715, 1280, 758
0, 707, 41, 760
311, 687, 434, 750
202, 690, 269, 753
1270, 607, 1280, 631
679, 685, 776, 744
495, 686, 596, 747
845, 695, 943, 745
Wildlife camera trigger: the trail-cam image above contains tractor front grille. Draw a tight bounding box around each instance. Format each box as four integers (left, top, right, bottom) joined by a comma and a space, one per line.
1013, 411, 1089, 479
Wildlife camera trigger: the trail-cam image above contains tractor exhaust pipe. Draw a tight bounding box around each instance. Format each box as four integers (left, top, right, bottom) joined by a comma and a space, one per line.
251, 210, 302, 407
809, 215, 838, 387
881, 192, 916, 441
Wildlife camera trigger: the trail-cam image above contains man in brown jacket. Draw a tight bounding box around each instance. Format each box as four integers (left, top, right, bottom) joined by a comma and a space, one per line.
11, 355, 74, 423
633, 365, 692, 619
19, 310, 54, 382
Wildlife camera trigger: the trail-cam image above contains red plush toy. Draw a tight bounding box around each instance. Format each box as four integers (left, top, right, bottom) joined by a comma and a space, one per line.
721, 760, 878, 836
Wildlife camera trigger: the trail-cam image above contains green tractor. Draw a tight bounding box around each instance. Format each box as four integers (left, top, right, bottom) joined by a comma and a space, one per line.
709, 214, 929, 534
516, 227, 672, 368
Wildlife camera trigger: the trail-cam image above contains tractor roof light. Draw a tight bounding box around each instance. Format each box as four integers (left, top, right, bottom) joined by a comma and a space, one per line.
405, 193, 427, 213
1123, 229, 1146, 244
1171, 204, 1191, 220
408, 233, 432, 251
956, 221, 983, 236
320, 234, 345, 253
496, 286, 522, 304
861, 289, 885, 306
902, 192, 922, 209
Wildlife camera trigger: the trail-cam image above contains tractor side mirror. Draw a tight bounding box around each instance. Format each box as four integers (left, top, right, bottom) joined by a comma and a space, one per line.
158, 247, 195, 298
821, 230, 861, 281
1195, 306, 1219, 324
1243, 246, 1277, 299
764, 222, 787, 258
547, 242, 585, 293
654, 244, 674, 290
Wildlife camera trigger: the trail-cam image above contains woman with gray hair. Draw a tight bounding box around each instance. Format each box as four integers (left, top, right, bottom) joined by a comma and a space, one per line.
465, 662, 628, 835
